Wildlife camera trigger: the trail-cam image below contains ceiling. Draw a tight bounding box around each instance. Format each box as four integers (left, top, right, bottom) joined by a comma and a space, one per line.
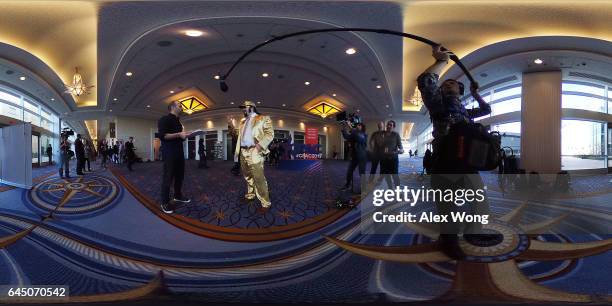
0, 0, 610, 140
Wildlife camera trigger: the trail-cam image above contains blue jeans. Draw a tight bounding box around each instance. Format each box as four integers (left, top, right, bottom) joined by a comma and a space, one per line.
59, 154, 70, 177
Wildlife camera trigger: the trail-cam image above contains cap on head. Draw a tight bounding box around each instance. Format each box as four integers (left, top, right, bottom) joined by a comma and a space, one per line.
239, 100, 257, 109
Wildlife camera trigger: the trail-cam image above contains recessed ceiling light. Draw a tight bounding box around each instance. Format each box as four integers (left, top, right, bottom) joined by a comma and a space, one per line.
214, 75, 220, 80
185, 30, 204, 37
19, 76, 26, 81
146, 105, 151, 108
282, 104, 286, 107
262, 73, 269, 78
376, 85, 382, 89
534, 58, 543, 65
125, 72, 133, 77
110, 109, 113, 112
345, 48, 357, 55
305, 81, 310, 86
257, 101, 261, 104
230, 102, 234, 105
51, 98, 55, 101
113, 98, 118, 101
170, 90, 175, 94
356, 109, 360, 112
385, 104, 389, 108
332, 93, 337, 97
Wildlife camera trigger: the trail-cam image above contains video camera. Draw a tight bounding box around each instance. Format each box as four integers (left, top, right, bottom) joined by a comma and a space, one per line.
335, 111, 362, 127
61, 127, 74, 138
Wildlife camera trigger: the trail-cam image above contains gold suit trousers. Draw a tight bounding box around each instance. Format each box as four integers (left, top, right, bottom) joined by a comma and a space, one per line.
239, 147, 271, 207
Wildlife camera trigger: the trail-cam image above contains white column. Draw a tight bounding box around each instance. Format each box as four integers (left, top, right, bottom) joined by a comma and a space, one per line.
521, 71, 562, 174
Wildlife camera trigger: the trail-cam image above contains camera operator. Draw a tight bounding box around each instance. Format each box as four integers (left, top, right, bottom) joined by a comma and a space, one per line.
58, 134, 71, 178
340, 119, 367, 192
368, 121, 385, 180
418, 44, 492, 259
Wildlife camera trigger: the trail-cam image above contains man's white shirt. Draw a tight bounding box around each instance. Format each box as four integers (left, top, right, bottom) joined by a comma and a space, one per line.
240, 113, 257, 147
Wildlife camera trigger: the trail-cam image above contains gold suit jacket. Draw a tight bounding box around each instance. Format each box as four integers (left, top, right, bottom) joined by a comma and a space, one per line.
234, 115, 274, 161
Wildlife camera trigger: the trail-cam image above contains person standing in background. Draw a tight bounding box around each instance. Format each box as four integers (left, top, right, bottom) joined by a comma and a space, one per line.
58, 135, 71, 178
46, 144, 53, 165
198, 138, 209, 169
380, 120, 404, 189
126, 137, 136, 171
84, 140, 93, 172
75, 134, 85, 176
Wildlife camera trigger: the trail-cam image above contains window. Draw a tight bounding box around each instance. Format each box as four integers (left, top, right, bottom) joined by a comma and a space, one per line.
490, 98, 521, 117
562, 81, 607, 113
561, 120, 605, 170
491, 122, 521, 155
464, 83, 522, 120
0, 87, 58, 134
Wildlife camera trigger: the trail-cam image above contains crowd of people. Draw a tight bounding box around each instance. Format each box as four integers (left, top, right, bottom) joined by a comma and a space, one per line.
57, 134, 137, 178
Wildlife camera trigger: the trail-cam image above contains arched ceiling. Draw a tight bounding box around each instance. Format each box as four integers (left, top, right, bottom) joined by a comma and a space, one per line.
0, 1, 97, 106
107, 17, 396, 120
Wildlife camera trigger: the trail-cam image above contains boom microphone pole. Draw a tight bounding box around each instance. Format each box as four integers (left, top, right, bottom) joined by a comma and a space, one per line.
218, 28, 475, 92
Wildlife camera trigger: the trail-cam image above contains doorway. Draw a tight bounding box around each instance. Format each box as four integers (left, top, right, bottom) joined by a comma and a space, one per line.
187, 136, 196, 160
32, 133, 40, 167
608, 122, 612, 171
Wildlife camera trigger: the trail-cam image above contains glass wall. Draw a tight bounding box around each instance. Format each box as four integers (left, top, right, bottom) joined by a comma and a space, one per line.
491, 122, 521, 156
1, 85, 60, 166
464, 83, 521, 121
562, 81, 607, 113
561, 120, 606, 170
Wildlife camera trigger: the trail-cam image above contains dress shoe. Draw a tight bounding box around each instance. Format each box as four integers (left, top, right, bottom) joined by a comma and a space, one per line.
257, 206, 270, 214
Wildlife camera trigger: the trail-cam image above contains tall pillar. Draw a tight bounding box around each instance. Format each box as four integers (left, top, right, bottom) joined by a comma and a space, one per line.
520, 71, 562, 174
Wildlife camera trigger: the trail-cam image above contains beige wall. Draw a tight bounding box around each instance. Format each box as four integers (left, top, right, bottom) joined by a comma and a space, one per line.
521, 71, 562, 174
113, 116, 157, 161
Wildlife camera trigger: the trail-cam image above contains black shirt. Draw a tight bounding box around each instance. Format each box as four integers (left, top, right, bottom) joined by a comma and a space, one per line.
158, 113, 184, 155
382, 131, 402, 157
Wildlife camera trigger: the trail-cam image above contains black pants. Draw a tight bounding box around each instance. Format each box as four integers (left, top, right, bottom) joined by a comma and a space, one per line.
76, 156, 85, 174
161, 153, 185, 204
370, 152, 382, 174
84, 158, 91, 171
198, 154, 207, 168
127, 153, 135, 170
345, 154, 366, 188
381, 155, 400, 188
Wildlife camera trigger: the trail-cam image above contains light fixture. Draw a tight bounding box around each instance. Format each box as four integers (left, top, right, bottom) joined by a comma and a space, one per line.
113, 98, 118, 101
376, 85, 382, 89
262, 73, 269, 78
409, 88, 423, 106
214, 75, 220, 80
146, 105, 151, 108
345, 48, 357, 55
185, 30, 204, 37
305, 81, 310, 86
64, 67, 94, 97
282, 104, 286, 107
307, 101, 341, 119
385, 104, 389, 108
51, 98, 55, 101
257, 101, 261, 104
534, 58, 543, 65
19, 76, 26, 81
125, 71, 133, 77
230, 102, 234, 105
179, 96, 208, 115
332, 93, 337, 97
109, 109, 113, 112
170, 90, 175, 94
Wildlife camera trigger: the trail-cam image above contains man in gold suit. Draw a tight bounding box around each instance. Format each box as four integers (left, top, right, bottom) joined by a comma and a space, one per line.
234, 101, 274, 212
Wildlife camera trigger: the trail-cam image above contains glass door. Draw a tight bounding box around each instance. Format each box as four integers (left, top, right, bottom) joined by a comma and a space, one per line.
608, 123, 612, 170
32, 134, 40, 167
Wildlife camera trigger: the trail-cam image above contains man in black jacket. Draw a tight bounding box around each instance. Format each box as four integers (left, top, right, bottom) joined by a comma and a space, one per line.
75, 134, 85, 176
125, 137, 136, 171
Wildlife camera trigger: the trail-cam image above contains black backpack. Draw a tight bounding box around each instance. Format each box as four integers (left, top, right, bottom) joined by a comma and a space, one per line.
442, 122, 502, 171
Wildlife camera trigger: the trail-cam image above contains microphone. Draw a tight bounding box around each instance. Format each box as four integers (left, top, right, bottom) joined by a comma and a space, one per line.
219, 78, 229, 92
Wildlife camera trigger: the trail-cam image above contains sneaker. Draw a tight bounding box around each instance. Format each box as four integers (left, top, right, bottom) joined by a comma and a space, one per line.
173, 196, 191, 203
160, 202, 174, 214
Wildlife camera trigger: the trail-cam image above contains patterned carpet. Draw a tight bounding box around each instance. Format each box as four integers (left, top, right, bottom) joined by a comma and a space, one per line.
0, 157, 609, 304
